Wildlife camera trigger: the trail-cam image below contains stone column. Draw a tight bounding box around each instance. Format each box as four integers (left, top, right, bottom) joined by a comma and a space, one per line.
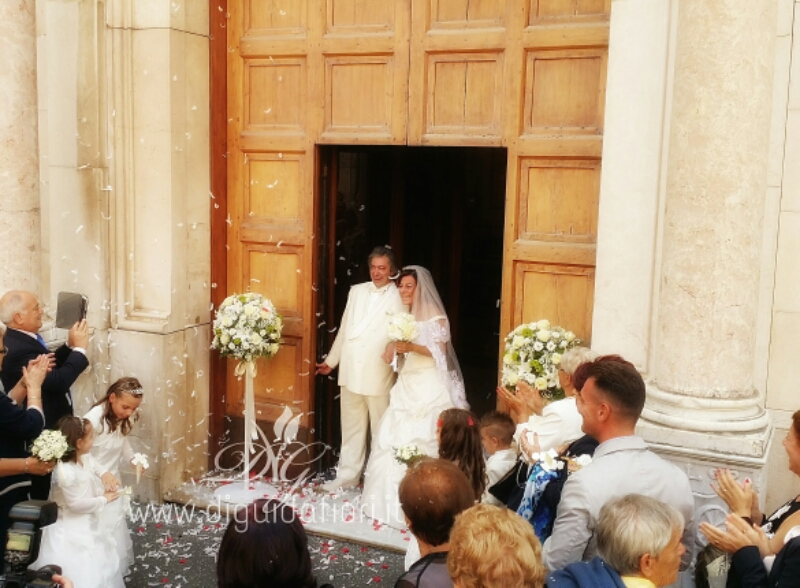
0, 0, 41, 292
641, 0, 777, 455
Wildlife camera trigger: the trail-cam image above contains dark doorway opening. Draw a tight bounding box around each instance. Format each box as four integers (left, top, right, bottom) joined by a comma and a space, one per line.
315, 146, 507, 466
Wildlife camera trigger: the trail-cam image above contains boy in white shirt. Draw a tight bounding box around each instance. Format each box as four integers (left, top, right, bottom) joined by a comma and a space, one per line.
479, 411, 518, 506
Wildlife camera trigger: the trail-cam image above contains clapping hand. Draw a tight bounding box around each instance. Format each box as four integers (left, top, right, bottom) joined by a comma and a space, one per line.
711, 469, 755, 518
22, 355, 50, 389
496, 385, 527, 424
520, 431, 542, 463
700, 513, 770, 557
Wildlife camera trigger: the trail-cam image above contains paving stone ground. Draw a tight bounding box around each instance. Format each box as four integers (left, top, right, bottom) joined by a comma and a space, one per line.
126, 501, 405, 588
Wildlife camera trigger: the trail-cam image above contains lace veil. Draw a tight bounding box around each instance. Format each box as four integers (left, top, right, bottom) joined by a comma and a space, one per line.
404, 265, 469, 409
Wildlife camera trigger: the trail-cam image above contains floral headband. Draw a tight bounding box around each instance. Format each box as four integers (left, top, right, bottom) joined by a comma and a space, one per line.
125, 387, 144, 398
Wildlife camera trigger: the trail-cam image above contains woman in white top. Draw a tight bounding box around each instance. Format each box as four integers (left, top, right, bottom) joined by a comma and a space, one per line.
497, 347, 598, 461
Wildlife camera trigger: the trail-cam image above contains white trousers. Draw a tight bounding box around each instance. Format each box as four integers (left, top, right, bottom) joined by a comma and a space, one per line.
335, 386, 390, 482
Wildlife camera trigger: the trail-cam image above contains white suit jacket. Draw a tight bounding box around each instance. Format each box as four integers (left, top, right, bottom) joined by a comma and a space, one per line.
325, 281, 406, 396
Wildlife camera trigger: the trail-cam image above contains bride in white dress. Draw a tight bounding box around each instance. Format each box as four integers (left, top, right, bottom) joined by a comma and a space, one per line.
360, 265, 468, 528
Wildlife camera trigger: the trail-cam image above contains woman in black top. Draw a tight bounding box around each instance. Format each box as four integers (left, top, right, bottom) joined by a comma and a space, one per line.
700, 409, 800, 587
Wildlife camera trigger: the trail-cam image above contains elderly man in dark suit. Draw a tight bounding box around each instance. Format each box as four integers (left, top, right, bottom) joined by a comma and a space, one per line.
0, 290, 89, 499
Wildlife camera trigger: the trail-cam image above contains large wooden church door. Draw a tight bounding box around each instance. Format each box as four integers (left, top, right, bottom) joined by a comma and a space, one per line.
406, 0, 608, 343
221, 0, 609, 442
223, 2, 412, 438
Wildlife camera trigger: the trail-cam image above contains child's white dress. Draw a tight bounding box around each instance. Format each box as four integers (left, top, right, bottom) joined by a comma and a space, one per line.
84, 404, 135, 575
32, 455, 124, 588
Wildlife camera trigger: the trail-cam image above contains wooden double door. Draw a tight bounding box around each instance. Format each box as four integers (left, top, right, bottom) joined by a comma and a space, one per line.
222, 0, 609, 439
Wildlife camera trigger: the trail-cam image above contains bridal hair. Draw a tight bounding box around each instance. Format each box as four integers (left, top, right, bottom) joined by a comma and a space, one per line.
92, 376, 143, 435
56, 415, 92, 463
367, 245, 398, 274
217, 498, 320, 588
438, 408, 487, 501
396, 267, 417, 284
399, 458, 474, 547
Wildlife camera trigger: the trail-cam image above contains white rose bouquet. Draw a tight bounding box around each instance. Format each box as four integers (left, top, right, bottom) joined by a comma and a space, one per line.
501, 319, 581, 401
30, 430, 70, 462
393, 443, 425, 466
387, 312, 419, 343
211, 293, 283, 362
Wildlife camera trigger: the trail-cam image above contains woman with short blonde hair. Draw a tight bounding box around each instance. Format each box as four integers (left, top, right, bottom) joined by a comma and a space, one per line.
448, 504, 545, 588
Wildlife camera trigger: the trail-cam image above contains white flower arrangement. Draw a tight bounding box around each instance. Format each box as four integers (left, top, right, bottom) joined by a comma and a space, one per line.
131, 453, 149, 469
530, 448, 565, 472
501, 319, 581, 401
30, 430, 70, 462
387, 312, 419, 343
393, 443, 425, 466
211, 293, 283, 362
565, 453, 593, 473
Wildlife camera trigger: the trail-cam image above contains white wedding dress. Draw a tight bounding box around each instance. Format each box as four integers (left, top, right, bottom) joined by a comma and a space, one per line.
360, 320, 456, 528
360, 266, 468, 531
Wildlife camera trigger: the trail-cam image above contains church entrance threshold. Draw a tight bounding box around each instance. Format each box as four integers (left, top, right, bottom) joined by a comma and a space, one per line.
315, 146, 507, 465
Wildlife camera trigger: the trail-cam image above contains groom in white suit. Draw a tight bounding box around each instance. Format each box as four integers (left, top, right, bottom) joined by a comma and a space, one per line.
316, 246, 406, 492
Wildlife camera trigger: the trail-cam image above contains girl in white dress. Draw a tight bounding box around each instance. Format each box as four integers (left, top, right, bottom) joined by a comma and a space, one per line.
361, 266, 468, 529
32, 416, 123, 588
84, 377, 146, 576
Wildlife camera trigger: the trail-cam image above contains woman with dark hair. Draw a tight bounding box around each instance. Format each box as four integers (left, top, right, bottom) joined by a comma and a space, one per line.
217, 499, 333, 588
700, 409, 800, 587
361, 266, 467, 530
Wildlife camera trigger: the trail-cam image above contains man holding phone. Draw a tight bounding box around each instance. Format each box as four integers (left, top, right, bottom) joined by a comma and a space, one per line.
0, 290, 89, 499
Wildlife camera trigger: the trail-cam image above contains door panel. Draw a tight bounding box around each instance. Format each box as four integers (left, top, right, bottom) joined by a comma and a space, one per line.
224, 0, 609, 439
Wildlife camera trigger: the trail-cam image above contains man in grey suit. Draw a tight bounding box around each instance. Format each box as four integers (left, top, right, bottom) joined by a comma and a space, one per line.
542, 355, 696, 575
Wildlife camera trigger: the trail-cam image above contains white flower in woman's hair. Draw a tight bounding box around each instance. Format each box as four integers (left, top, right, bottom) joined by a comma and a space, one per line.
575, 454, 592, 467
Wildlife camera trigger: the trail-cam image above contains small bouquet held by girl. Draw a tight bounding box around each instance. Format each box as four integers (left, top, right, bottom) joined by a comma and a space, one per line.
32, 416, 124, 588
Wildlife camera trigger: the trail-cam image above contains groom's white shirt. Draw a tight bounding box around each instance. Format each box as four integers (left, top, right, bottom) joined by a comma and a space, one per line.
325, 281, 405, 396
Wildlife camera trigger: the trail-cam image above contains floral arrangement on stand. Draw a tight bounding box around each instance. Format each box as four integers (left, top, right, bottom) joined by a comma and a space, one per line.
212, 293, 283, 362
211, 292, 283, 489
30, 430, 70, 462
501, 319, 581, 401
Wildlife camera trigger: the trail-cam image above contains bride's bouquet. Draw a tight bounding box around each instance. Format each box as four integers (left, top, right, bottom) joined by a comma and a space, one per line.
387, 312, 419, 343
211, 293, 283, 362
393, 444, 426, 466
30, 430, 70, 462
501, 319, 581, 401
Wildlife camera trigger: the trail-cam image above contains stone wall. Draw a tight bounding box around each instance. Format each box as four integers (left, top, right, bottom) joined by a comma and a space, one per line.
0, 0, 41, 293
30, 0, 211, 500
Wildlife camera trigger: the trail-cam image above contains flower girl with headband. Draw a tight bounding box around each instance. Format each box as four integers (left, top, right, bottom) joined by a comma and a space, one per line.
32, 416, 124, 588
84, 377, 148, 576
